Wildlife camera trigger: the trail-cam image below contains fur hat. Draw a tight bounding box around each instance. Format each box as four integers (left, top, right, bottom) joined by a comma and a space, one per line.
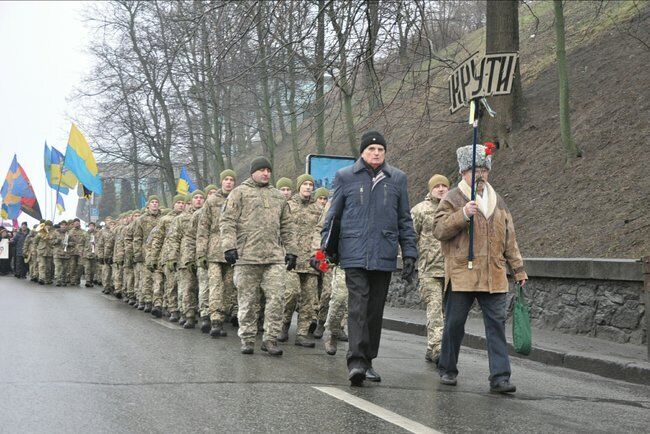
220, 169, 236, 183
360, 131, 387, 154
456, 144, 492, 173
250, 156, 272, 174
428, 174, 450, 192
276, 177, 293, 190
296, 174, 315, 189
314, 187, 329, 200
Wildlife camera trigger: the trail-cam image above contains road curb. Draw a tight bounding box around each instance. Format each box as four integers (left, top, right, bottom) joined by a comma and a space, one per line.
382, 318, 650, 386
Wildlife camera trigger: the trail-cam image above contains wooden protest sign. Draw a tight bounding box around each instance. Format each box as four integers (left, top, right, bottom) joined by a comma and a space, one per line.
448, 52, 519, 113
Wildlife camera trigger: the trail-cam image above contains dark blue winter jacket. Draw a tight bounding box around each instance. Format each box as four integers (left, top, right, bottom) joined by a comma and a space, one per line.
321, 158, 417, 271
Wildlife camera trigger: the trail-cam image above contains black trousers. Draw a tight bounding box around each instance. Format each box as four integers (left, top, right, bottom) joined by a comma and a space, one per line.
345, 268, 392, 371
14, 256, 27, 278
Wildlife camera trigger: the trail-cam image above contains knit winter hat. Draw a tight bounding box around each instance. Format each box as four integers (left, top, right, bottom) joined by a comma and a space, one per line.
314, 187, 329, 200
172, 194, 185, 204
360, 131, 387, 154
147, 195, 160, 204
456, 144, 492, 173
428, 174, 450, 192
276, 177, 293, 190
296, 174, 315, 189
204, 184, 218, 194
220, 169, 236, 183
250, 156, 272, 174
184, 194, 192, 203
191, 189, 205, 199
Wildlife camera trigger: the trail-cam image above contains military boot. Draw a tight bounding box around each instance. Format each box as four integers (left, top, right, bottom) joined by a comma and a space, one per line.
324, 333, 337, 356
179, 315, 186, 326
295, 335, 315, 348
278, 323, 290, 342
261, 340, 283, 356
230, 315, 239, 328
128, 298, 136, 306
115, 292, 123, 300
183, 316, 196, 329
339, 329, 348, 341
308, 321, 317, 335
151, 306, 162, 318
240, 341, 254, 354
210, 321, 227, 338
200, 316, 211, 333
169, 311, 180, 322
144, 302, 152, 313
137, 302, 145, 310
313, 321, 325, 339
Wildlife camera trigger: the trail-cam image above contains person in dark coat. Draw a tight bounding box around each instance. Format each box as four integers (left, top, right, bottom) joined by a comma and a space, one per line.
320, 131, 417, 386
11, 223, 30, 278
0, 228, 12, 275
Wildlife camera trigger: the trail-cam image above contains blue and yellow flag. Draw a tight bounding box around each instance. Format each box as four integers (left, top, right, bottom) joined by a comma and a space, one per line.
176, 166, 197, 195
1, 155, 42, 220
56, 192, 65, 215
63, 124, 102, 195
50, 145, 77, 194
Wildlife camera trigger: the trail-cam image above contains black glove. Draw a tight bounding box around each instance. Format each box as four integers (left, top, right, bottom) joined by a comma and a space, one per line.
309, 256, 321, 272
224, 249, 238, 265
285, 254, 297, 271
401, 256, 416, 283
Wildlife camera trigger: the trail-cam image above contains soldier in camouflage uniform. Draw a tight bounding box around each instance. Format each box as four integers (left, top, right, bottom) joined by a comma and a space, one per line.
133, 196, 162, 312
52, 221, 73, 287
148, 195, 185, 318
83, 222, 98, 287
101, 218, 117, 295
123, 211, 141, 306
113, 214, 129, 301
194, 184, 219, 332
312, 187, 330, 338
35, 221, 54, 285
323, 265, 348, 355
22, 226, 35, 281
280, 174, 322, 348
411, 174, 449, 363
94, 223, 104, 286
220, 157, 297, 356
67, 219, 85, 286
275, 177, 293, 200
196, 170, 237, 338
166, 191, 204, 328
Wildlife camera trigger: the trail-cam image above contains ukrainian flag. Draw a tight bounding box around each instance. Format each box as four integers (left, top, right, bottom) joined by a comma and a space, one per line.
176, 166, 197, 195
63, 124, 102, 195
56, 192, 65, 214
50, 145, 77, 193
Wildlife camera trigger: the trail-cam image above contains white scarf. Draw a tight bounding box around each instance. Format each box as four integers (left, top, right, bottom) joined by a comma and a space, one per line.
458, 179, 497, 219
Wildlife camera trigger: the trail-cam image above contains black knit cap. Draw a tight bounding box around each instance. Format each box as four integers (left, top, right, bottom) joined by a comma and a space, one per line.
250, 156, 272, 174
360, 131, 387, 154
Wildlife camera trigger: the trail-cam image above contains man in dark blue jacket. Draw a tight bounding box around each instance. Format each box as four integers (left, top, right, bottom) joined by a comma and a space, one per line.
320, 131, 417, 386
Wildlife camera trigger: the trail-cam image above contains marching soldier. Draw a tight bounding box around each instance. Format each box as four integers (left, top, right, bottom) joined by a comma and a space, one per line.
83, 222, 98, 288
276, 177, 293, 200
195, 184, 219, 332
68, 219, 85, 286
133, 196, 162, 312
112, 214, 128, 300
123, 210, 142, 307
101, 218, 117, 295
312, 187, 330, 338
52, 221, 72, 287
35, 221, 54, 285
220, 156, 297, 356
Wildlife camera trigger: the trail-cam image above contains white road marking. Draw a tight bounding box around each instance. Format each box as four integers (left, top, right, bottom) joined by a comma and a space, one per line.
151, 318, 181, 329
313, 386, 440, 434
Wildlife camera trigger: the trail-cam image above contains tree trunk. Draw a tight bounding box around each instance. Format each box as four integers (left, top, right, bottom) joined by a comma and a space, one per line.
553, 0, 582, 165
480, 0, 522, 147
364, 0, 382, 114
256, 3, 276, 174
314, 0, 326, 154
287, 52, 301, 171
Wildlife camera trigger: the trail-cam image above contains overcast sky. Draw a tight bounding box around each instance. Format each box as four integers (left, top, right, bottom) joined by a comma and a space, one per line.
0, 1, 94, 225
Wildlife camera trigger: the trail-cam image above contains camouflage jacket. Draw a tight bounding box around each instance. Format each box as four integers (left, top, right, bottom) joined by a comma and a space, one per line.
162, 210, 192, 266
123, 220, 138, 265
146, 209, 182, 268
133, 209, 161, 263
83, 230, 98, 259
35, 230, 54, 256
179, 208, 203, 266
95, 228, 105, 260
411, 194, 445, 278
102, 227, 116, 261
68, 227, 85, 256
112, 225, 126, 263
196, 190, 228, 264
23, 232, 34, 257
220, 178, 296, 265
287, 194, 323, 274
51, 230, 72, 259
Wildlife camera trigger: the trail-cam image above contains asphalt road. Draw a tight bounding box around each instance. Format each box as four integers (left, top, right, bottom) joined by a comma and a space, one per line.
1, 277, 649, 433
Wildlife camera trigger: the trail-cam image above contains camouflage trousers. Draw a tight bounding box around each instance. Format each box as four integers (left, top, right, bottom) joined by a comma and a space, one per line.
283, 272, 318, 337
102, 262, 113, 291
419, 277, 444, 354
234, 264, 285, 343
29, 253, 39, 280
84, 259, 97, 284
152, 268, 165, 308
137, 263, 154, 304
317, 272, 332, 324
197, 266, 209, 318
208, 262, 237, 323
123, 266, 135, 299
163, 267, 179, 312
112, 263, 123, 294
53, 257, 70, 286
134, 263, 142, 302
68, 255, 81, 286
37, 255, 53, 284
324, 266, 348, 337
178, 268, 198, 319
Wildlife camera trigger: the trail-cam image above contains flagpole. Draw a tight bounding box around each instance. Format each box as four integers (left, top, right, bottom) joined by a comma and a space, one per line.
52, 148, 66, 222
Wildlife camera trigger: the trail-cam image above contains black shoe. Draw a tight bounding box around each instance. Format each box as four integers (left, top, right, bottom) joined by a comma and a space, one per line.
490, 380, 516, 394
144, 303, 152, 313
230, 315, 239, 328
128, 298, 136, 306
261, 340, 283, 356
179, 316, 186, 326
210, 321, 227, 338
241, 342, 254, 354
38, 280, 44, 285
85, 283, 92, 288
151, 306, 162, 318
137, 303, 145, 311
115, 292, 123, 299
440, 373, 457, 386
349, 368, 365, 387
200, 316, 211, 333
313, 321, 325, 339
183, 317, 196, 329
308, 321, 317, 335
365, 367, 381, 382
169, 311, 180, 322
295, 335, 315, 348
278, 323, 290, 342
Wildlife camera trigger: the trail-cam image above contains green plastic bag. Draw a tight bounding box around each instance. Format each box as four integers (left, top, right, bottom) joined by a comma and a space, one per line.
512, 283, 532, 355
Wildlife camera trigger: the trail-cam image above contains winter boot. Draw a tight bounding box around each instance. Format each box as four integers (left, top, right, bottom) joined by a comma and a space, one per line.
200, 316, 211, 333
210, 321, 227, 338
240, 341, 254, 354
324, 333, 337, 355
183, 316, 196, 329
313, 321, 325, 339
295, 335, 315, 348
144, 302, 152, 313
261, 340, 283, 356
278, 322, 290, 342
151, 306, 162, 318
169, 311, 180, 322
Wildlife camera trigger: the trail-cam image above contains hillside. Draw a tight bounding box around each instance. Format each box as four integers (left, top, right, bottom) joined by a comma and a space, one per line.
239, 1, 650, 259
